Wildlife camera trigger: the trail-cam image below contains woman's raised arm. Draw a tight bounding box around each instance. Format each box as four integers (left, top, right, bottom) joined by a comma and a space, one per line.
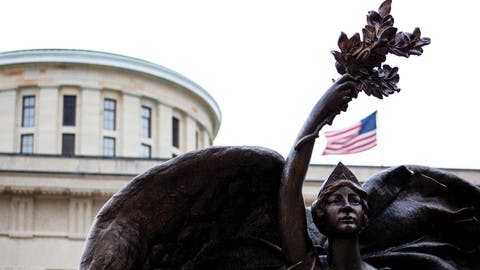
279, 75, 357, 269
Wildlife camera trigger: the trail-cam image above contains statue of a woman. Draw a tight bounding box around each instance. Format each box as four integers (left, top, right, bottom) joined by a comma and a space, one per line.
310, 162, 377, 270
80, 72, 480, 270
278, 74, 382, 269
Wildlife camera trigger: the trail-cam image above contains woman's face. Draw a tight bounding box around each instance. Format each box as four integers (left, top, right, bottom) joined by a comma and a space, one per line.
324, 185, 364, 236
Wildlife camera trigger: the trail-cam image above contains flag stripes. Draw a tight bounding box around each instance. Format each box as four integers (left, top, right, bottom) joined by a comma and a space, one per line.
322, 111, 377, 155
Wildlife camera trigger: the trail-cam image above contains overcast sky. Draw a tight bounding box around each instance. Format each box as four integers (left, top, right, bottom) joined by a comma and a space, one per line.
1, 0, 478, 169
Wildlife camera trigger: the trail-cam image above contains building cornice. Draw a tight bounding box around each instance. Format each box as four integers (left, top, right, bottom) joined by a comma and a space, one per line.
0, 49, 222, 137
0, 153, 167, 176
0, 185, 116, 197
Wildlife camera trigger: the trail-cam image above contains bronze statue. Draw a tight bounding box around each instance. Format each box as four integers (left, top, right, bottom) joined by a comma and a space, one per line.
310, 163, 376, 270
80, 1, 480, 270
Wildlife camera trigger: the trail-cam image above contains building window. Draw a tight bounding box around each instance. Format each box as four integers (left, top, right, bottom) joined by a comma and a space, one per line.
62, 134, 75, 156
104, 99, 116, 130
22, 96, 35, 127
140, 144, 151, 158
141, 106, 151, 138
172, 117, 180, 148
20, 134, 34, 154
103, 137, 116, 157
63, 95, 76, 126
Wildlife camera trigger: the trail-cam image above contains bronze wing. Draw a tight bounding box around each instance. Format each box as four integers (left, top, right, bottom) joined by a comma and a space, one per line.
80, 146, 286, 270
360, 165, 480, 270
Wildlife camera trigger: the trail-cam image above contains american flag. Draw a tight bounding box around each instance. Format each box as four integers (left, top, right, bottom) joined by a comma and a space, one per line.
322, 111, 377, 155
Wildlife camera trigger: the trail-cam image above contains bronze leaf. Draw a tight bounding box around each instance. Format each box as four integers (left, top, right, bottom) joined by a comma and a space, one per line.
331, 0, 430, 98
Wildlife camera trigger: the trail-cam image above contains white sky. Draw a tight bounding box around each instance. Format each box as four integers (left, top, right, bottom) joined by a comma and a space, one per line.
1, 1, 479, 169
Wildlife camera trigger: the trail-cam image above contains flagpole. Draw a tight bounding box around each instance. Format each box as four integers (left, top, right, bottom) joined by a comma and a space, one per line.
378, 110, 384, 167
379, 140, 384, 167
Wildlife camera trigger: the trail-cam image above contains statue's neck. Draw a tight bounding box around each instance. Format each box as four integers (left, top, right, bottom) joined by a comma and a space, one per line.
328, 236, 363, 270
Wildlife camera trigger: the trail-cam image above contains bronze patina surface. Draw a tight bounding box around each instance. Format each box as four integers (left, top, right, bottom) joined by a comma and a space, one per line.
80, 1, 479, 270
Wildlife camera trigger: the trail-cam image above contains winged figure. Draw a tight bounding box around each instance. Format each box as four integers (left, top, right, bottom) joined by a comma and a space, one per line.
79, 75, 480, 270
80, 1, 479, 269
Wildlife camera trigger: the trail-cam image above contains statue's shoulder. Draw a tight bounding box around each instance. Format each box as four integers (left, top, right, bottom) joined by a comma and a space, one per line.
316, 256, 388, 270
316, 255, 330, 269
363, 261, 390, 270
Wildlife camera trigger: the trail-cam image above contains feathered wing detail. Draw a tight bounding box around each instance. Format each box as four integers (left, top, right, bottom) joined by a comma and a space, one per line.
80, 146, 286, 270
359, 165, 480, 270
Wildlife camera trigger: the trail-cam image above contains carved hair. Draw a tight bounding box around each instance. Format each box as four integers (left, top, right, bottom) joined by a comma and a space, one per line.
311, 180, 369, 236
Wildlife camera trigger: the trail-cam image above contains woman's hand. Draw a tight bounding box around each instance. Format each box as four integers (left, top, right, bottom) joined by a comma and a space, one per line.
323, 74, 359, 119
294, 75, 358, 150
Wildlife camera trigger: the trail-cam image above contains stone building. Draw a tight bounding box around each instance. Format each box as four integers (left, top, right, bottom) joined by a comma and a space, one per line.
0, 49, 221, 270
1, 49, 479, 270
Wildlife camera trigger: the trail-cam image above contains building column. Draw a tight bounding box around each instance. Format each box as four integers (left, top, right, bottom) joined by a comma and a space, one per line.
37, 87, 59, 154
68, 198, 92, 239
9, 197, 34, 238
203, 130, 211, 148
157, 104, 172, 158
79, 88, 101, 155
0, 90, 16, 152
185, 116, 197, 152
121, 94, 140, 157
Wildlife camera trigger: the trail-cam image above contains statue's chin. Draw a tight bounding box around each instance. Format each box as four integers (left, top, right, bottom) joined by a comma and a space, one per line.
329, 225, 360, 239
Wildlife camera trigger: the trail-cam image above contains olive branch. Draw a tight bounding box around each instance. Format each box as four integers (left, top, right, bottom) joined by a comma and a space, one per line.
332, 0, 431, 98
